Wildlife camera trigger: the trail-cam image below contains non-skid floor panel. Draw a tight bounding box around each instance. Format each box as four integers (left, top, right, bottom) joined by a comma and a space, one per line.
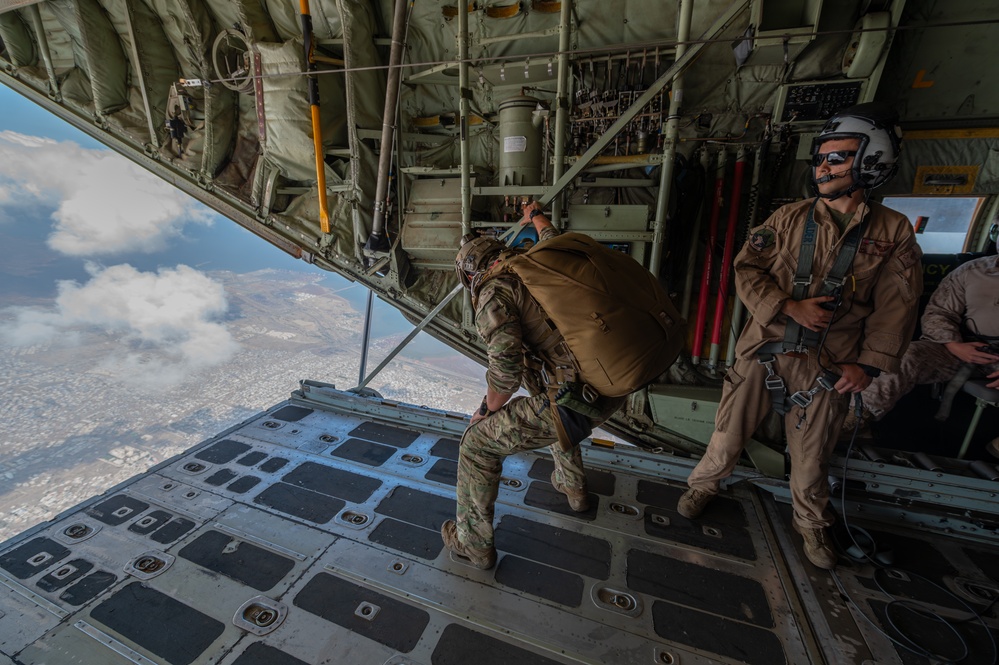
294, 572, 429, 653
495, 555, 583, 607
348, 421, 420, 448
178, 530, 294, 592
229, 476, 262, 494
195, 440, 251, 464
650, 600, 785, 665
643, 506, 757, 560
204, 469, 238, 486
237, 451, 268, 467
524, 481, 598, 521
269, 406, 313, 422
430, 438, 460, 461
150, 518, 196, 544
84, 495, 149, 526
36, 559, 92, 592
331, 438, 396, 467
231, 642, 311, 665
431, 623, 564, 665
626, 549, 773, 627
375, 487, 455, 531
91, 582, 225, 665
281, 462, 382, 503
368, 519, 444, 560
425, 459, 458, 486
254, 483, 346, 524
527, 458, 616, 496
495, 515, 610, 580
128, 510, 173, 535
59, 570, 116, 606
259, 457, 290, 473
0, 537, 70, 579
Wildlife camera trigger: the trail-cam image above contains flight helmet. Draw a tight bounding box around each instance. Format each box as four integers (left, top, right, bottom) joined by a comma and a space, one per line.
455, 234, 506, 292
810, 102, 902, 199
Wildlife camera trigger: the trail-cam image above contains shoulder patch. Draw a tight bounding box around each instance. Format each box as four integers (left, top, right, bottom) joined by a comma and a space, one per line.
748, 227, 776, 252
859, 238, 895, 257
895, 245, 922, 269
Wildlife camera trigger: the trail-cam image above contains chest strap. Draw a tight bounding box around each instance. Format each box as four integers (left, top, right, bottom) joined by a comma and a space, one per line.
782, 200, 866, 352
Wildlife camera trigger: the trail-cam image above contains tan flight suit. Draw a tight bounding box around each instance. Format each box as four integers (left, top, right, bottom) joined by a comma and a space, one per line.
862, 255, 999, 418
686, 198, 923, 528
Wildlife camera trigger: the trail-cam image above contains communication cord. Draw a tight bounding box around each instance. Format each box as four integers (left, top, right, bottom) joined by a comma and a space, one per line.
830, 405, 998, 664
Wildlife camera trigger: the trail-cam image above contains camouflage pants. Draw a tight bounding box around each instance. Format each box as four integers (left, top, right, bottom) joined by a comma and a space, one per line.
456, 393, 608, 549
861, 340, 998, 418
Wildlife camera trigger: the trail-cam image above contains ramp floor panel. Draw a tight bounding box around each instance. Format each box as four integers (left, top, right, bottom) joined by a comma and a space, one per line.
3, 386, 997, 665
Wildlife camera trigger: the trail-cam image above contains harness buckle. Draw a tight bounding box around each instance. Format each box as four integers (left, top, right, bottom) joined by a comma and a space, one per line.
764, 375, 785, 392
789, 391, 813, 408
792, 276, 812, 288
816, 374, 837, 392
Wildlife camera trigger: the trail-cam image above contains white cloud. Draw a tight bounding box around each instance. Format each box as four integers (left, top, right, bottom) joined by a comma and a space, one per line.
0, 263, 239, 390
0, 131, 211, 255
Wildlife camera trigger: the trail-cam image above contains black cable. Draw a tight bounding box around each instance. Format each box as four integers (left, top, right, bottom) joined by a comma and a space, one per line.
830, 414, 998, 664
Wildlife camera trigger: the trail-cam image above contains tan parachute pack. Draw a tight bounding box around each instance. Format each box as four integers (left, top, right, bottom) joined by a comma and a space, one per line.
485, 232, 685, 397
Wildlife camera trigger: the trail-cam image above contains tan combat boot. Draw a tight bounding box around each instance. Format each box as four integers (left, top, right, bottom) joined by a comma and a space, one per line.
677, 488, 714, 519
793, 522, 838, 570
441, 520, 496, 570
551, 471, 590, 512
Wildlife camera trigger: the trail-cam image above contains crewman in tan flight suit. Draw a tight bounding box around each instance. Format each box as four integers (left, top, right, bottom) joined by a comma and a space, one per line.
677, 103, 924, 569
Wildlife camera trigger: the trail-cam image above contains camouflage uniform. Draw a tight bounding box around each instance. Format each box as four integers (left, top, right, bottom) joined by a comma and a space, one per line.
456, 227, 623, 549
861, 254, 999, 418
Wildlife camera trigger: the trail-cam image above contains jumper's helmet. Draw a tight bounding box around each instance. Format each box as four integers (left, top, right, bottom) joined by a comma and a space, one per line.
455, 234, 506, 291
810, 102, 902, 199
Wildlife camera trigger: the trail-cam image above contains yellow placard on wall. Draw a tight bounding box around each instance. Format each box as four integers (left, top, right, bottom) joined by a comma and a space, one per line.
912, 165, 979, 195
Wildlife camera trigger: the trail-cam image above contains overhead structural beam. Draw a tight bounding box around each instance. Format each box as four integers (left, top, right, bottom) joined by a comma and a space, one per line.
356, 284, 464, 390
458, 0, 472, 236
26, 4, 58, 97
122, 2, 159, 148
550, 0, 572, 224
537, 0, 750, 209
0, 0, 44, 10
649, 0, 693, 275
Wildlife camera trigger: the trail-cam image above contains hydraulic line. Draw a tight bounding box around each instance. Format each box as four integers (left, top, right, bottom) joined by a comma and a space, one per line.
367, 0, 411, 251
709, 147, 746, 368
299, 0, 330, 233
691, 148, 726, 365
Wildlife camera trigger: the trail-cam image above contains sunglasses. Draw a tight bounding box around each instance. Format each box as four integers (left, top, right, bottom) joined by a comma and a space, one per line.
811, 150, 857, 166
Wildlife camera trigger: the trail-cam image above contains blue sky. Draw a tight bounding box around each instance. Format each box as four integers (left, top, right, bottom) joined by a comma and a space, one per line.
0, 83, 451, 388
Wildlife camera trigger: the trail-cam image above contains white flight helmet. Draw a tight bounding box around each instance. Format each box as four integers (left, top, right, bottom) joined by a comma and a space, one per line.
811, 102, 902, 199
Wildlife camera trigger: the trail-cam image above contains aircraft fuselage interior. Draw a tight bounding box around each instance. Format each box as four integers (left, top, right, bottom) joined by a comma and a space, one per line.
1, 1, 999, 664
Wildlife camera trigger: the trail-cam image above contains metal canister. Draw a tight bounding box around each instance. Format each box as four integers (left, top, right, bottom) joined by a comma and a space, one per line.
498, 96, 542, 186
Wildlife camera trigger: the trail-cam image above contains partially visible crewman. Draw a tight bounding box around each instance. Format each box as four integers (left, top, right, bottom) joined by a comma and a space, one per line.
851, 236, 999, 429
440, 202, 625, 570
677, 103, 923, 569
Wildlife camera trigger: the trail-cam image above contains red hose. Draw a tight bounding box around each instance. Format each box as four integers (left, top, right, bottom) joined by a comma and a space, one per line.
691, 156, 726, 361
711, 154, 747, 347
